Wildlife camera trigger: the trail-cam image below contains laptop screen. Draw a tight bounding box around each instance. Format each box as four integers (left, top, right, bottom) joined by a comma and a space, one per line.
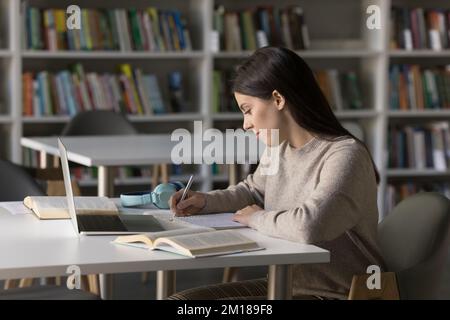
58, 138, 80, 236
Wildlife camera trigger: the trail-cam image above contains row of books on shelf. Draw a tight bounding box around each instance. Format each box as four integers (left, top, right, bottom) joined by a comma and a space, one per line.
389, 64, 450, 111
385, 183, 450, 214
23, 5, 192, 52
388, 122, 450, 170
391, 7, 450, 50
213, 5, 309, 52
22, 63, 189, 117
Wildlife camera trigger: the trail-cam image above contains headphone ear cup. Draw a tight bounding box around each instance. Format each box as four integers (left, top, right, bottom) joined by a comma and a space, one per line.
152, 183, 178, 209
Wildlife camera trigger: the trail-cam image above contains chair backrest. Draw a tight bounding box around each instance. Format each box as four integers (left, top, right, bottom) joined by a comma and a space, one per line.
0, 159, 46, 201
378, 192, 450, 299
61, 111, 137, 136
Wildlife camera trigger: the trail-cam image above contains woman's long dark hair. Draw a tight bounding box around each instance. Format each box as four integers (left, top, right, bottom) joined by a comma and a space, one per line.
232, 46, 380, 184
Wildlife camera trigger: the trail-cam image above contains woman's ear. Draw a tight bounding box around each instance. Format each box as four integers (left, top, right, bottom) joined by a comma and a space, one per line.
272, 90, 285, 110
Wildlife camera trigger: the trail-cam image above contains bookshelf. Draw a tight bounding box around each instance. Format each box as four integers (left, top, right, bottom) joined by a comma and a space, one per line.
1, 0, 450, 218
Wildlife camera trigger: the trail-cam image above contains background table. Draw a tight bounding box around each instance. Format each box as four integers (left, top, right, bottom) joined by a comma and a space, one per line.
21, 134, 265, 197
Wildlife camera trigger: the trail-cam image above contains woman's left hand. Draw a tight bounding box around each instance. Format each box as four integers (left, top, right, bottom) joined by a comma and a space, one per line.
232, 204, 263, 226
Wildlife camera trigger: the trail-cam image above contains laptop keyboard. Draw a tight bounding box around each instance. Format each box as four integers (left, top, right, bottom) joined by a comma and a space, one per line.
77, 215, 127, 232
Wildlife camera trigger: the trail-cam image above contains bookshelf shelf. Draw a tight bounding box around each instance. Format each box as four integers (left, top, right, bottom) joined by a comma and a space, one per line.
389, 50, 450, 58
388, 111, 450, 118
0, 50, 11, 57
78, 177, 150, 188
212, 174, 229, 183
78, 174, 201, 187
21, 50, 206, 59
213, 49, 381, 59
387, 169, 450, 178
335, 110, 379, 119
127, 113, 203, 122
211, 113, 242, 121
22, 113, 204, 124
22, 116, 70, 124
0, 116, 12, 124
210, 111, 381, 122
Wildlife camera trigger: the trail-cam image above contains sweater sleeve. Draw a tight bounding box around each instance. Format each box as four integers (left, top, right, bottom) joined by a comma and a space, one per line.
198, 163, 266, 214
248, 143, 376, 244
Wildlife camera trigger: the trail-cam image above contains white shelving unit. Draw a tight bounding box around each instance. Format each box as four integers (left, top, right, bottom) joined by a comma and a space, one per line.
21, 50, 206, 59
1, 0, 449, 217
387, 169, 450, 178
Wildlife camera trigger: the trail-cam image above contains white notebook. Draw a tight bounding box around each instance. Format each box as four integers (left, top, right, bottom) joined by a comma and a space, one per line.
176, 213, 245, 230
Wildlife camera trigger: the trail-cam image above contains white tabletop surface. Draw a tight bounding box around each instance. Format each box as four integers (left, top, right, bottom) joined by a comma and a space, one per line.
0, 205, 329, 280
21, 134, 265, 167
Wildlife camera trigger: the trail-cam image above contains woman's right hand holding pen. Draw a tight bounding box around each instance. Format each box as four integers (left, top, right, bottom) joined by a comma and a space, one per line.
169, 190, 207, 216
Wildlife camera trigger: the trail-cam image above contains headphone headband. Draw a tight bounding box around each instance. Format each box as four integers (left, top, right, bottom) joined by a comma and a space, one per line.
120, 181, 185, 209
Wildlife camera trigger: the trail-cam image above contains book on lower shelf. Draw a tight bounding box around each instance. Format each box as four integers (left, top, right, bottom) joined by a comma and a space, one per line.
22, 63, 173, 117
314, 69, 364, 111
113, 229, 264, 258
390, 7, 450, 50
23, 196, 117, 219
388, 122, 450, 170
213, 5, 310, 51
389, 64, 450, 111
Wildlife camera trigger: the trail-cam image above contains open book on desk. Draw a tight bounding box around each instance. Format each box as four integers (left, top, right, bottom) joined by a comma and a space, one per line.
113, 229, 264, 258
24, 196, 117, 220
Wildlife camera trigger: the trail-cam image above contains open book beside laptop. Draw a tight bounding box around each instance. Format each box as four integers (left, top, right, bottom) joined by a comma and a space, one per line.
24, 196, 117, 220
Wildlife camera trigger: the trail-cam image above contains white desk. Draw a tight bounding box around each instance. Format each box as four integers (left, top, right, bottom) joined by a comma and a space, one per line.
0, 205, 329, 300
21, 134, 264, 197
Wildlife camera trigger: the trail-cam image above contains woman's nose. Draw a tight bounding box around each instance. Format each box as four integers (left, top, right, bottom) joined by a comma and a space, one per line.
243, 119, 252, 131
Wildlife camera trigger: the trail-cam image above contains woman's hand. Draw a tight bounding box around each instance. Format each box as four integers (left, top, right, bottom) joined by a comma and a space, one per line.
169, 189, 207, 216
232, 204, 263, 226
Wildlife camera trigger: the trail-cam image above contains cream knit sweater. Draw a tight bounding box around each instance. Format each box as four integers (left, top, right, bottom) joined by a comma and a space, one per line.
199, 135, 385, 299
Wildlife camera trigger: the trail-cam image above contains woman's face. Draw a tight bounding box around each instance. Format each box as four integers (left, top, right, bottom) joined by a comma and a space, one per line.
234, 92, 284, 146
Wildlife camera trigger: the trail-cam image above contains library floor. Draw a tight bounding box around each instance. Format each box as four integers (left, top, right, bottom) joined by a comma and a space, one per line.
113, 266, 267, 300
0, 266, 268, 300
1, 263, 450, 299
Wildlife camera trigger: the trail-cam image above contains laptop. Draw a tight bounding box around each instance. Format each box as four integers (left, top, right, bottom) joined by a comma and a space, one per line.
58, 138, 166, 236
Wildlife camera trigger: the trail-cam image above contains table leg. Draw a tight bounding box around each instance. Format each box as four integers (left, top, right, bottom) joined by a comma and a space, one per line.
156, 270, 176, 300
228, 164, 237, 185
267, 265, 293, 300
40, 150, 48, 169
99, 274, 113, 300
98, 166, 114, 197
53, 155, 60, 168
160, 164, 169, 183
223, 165, 238, 282
98, 167, 114, 299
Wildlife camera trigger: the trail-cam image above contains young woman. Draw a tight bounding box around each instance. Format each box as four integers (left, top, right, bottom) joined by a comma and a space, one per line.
169, 47, 385, 300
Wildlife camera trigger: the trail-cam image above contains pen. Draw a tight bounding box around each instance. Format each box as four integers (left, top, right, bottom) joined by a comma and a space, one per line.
180, 174, 194, 203
171, 174, 194, 221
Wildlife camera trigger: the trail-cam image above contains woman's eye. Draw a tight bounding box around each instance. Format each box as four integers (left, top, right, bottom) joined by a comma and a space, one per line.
243, 109, 251, 115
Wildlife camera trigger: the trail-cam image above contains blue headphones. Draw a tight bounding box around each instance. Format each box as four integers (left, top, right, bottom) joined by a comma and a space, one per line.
120, 181, 185, 209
